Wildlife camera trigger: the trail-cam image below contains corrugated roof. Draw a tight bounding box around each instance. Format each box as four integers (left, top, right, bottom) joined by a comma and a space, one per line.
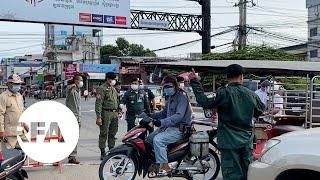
142, 60, 320, 74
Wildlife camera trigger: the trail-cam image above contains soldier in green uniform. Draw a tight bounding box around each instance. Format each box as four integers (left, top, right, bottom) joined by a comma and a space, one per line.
189, 64, 265, 180
65, 74, 83, 164
95, 72, 119, 160
122, 78, 151, 132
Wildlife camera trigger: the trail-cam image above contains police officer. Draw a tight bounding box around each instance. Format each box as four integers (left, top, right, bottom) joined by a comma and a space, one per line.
122, 78, 151, 132
0, 74, 28, 151
65, 74, 83, 164
139, 80, 157, 112
189, 64, 265, 180
95, 72, 119, 160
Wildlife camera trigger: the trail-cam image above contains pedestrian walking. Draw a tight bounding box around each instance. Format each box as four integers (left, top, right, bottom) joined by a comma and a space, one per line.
84, 89, 89, 101
95, 72, 120, 160
122, 78, 151, 132
0, 74, 28, 151
189, 64, 266, 180
65, 74, 83, 164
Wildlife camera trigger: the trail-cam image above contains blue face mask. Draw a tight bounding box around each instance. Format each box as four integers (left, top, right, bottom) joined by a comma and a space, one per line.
164, 87, 176, 96
139, 85, 144, 90
11, 85, 21, 93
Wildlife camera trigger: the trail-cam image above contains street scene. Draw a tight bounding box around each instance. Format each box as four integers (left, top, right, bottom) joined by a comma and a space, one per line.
23, 97, 221, 180
1, 0, 320, 180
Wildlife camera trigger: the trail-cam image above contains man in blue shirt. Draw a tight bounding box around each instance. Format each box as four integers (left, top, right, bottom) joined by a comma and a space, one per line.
147, 76, 192, 175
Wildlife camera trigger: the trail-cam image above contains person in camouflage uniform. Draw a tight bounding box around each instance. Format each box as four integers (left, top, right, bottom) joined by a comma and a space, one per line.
95, 72, 120, 160
65, 74, 83, 164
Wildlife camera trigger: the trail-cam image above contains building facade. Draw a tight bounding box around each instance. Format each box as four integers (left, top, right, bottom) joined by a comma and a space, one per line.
307, 0, 320, 61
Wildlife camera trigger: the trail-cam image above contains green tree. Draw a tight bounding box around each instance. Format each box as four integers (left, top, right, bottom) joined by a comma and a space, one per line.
100, 37, 157, 64
203, 46, 300, 61
116, 37, 130, 55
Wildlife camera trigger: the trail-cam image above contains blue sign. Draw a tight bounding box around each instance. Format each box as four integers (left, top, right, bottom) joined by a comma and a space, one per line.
104, 15, 115, 24
92, 14, 104, 23
76, 31, 82, 36
81, 64, 119, 73
14, 62, 43, 67
60, 31, 68, 36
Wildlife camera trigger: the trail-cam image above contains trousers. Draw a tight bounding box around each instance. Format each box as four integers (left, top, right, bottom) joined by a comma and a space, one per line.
147, 127, 183, 164
220, 144, 253, 180
99, 111, 118, 150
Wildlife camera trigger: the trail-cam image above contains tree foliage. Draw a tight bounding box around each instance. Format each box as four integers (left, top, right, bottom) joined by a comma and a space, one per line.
100, 37, 156, 64
202, 46, 301, 61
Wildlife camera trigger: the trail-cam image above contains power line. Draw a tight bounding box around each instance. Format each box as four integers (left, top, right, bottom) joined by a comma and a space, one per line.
151, 28, 236, 52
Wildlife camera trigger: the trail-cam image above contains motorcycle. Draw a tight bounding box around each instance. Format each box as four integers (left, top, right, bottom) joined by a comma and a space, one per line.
0, 147, 28, 180
253, 115, 305, 160
99, 113, 220, 180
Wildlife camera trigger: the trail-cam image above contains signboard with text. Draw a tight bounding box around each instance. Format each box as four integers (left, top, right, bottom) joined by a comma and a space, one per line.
0, 0, 130, 28
81, 64, 119, 73
65, 64, 77, 81
120, 66, 140, 74
139, 19, 169, 29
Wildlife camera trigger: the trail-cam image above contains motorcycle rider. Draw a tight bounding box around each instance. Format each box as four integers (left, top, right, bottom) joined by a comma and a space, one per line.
189, 64, 265, 180
147, 76, 192, 175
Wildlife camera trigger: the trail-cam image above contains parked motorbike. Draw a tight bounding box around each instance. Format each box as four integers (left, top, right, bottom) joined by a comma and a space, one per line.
253, 115, 305, 160
0, 147, 28, 180
99, 113, 220, 180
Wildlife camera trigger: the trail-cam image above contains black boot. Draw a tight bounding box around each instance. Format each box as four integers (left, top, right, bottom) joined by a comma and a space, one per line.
100, 149, 106, 160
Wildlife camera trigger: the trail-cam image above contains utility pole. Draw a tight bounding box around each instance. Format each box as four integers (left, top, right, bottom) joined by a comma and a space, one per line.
237, 0, 247, 50
201, 0, 211, 54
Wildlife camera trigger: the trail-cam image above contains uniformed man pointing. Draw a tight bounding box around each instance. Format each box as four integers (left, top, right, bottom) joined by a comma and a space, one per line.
95, 72, 119, 160
189, 64, 265, 180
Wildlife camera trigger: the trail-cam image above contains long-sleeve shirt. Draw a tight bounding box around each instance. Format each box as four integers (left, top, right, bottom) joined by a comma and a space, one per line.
95, 84, 119, 119
150, 89, 192, 128
65, 85, 81, 122
0, 90, 24, 136
190, 80, 265, 149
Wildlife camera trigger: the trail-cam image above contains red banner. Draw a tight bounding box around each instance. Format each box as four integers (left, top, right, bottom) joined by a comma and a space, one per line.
65, 64, 77, 80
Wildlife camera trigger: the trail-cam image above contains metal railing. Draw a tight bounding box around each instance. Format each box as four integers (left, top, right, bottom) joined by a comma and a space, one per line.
309, 76, 320, 128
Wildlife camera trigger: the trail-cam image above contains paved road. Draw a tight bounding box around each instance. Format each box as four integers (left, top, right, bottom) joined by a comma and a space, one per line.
22, 97, 222, 180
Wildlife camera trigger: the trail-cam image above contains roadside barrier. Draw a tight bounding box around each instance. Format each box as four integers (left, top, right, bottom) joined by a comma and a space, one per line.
23, 122, 63, 173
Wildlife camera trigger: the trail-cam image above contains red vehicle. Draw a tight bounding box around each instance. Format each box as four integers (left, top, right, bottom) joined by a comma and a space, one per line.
99, 114, 220, 180
253, 115, 305, 160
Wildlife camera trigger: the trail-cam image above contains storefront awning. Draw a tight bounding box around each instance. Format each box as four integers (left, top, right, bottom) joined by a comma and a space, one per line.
88, 73, 106, 80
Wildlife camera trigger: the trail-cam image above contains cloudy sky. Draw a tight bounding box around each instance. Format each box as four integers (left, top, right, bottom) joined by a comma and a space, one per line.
0, 0, 308, 58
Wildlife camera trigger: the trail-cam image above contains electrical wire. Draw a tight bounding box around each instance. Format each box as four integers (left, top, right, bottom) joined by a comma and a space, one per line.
151, 28, 236, 52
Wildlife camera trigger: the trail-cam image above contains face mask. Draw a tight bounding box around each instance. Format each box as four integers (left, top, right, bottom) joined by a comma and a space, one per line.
78, 81, 84, 88
110, 80, 116, 86
164, 87, 176, 96
11, 85, 21, 93
179, 83, 185, 89
131, 84, 139, 90
139, 85, 144, 90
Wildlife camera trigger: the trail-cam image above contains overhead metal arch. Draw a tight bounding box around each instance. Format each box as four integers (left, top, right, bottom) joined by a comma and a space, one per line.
130, 10, 203, 33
